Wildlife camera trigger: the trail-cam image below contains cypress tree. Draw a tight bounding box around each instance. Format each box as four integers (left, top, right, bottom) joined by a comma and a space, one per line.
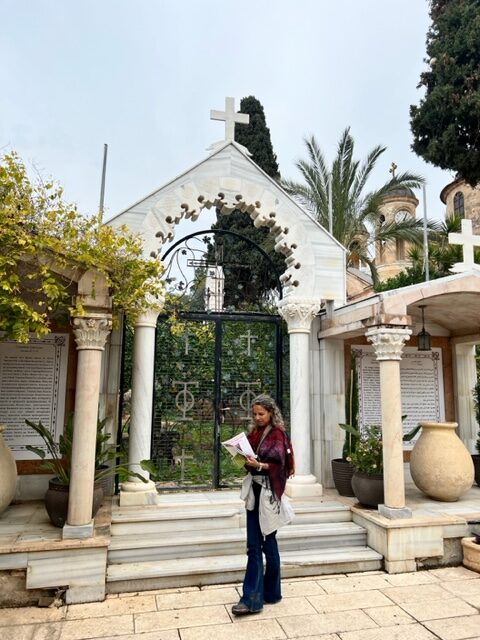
410, 0, 480, 186
210, 96, 285, 309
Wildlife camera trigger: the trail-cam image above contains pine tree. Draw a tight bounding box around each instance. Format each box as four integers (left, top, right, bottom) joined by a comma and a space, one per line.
209, 96, 285, 308
410, 0, 480, 186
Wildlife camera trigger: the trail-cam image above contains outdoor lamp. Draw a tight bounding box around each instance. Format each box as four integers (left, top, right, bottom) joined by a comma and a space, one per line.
417, 305, 431, 351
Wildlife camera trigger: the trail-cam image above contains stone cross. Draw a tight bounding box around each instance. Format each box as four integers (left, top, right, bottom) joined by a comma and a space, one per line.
448, 219, 480, 272
210, 97, 249, 142
389, 162, 398, 178
240, 329, 257, 356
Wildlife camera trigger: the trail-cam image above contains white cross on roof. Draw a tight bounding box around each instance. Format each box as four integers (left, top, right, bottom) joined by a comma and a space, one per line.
448, 218, 480, 272
210, 97, 249, 142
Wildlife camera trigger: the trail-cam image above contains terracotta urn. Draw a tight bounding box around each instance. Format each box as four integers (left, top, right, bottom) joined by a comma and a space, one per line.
0, 424, 17, 515
410, 421, 474, 502
462, 537, 480, 573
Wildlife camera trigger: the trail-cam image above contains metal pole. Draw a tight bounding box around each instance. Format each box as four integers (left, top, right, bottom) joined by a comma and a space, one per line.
328, 173, 333, 235
422, 184, 429, 281
98, 143, 108, 226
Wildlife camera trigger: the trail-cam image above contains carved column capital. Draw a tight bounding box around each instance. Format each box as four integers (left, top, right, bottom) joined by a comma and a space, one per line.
72, 314, 113, 351
133, 308, 161, 329
277, 298, 320, 334
366, 327, 412, 361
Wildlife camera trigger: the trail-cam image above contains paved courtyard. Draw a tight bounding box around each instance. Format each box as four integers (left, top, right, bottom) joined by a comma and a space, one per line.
1, 567, 480, 640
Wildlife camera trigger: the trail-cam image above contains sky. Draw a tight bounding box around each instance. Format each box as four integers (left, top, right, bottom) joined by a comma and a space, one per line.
1, 0, 453, 232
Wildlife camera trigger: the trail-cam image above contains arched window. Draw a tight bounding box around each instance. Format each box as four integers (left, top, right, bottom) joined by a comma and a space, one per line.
396, 238, 405, 261
454, 191, 465, 217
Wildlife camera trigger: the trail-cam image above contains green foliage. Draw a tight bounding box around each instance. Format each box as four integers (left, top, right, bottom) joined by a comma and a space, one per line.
25, 416, 149, 485
410, 0, 480, 186
340, 353, 359, 460
210, 96, 285, 306
349, 425, 383, 475
344, 422, 421, 475
282, 128, 427, 284
234, 96, 280, 180
0, 152, 164, 343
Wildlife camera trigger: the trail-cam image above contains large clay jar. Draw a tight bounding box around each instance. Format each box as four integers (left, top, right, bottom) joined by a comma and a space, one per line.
0, 424, 17, 515
410, 421, 474, 502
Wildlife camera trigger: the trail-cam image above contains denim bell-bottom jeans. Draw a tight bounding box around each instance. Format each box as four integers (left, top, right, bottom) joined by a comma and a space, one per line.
240, 481, 281, 611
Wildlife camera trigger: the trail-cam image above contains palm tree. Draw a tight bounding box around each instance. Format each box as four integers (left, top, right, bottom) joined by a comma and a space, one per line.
282, 128, 429, 284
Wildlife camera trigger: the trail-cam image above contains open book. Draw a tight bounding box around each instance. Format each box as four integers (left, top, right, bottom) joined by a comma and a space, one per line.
221, 432, 255, 468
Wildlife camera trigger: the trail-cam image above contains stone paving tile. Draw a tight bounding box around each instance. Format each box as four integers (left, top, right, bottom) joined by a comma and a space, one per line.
318, 575, 391, 594
339, 624, 438, 640
0, 625, 35, 640
179, 618, 286, 640
277, 609, 377, 637
135, 604, 231, 633
383, 572, 439, 587
307, 589, 392, 614
155, 587, 239, 610
285, 636, 340, 640
398, 597, 478, 621
118, 586, 199, 597
97, 632, 180, 640
281, 580, 327, 597
424, 614, 480, 640
428, 567, 480, 581
380, 583, 455, 605
362, 605, 416, 627
231, 596, 317, 622
66, 594, 157, 619
32, 623, 63, 640
201, 583, 241, 590
0, 605, 66, 626
35, 614, 135, 640
441, 578, 480, 598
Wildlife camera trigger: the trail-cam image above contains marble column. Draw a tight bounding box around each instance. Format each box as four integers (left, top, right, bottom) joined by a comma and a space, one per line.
453, 342, 477, 452
366, 327, 412, 519
120, 309, 160, 506
64, 314, 112, 539
278, 298, 323, 497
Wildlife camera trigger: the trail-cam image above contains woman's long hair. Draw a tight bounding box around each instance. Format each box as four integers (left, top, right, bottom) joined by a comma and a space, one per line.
249, 394, 285, 432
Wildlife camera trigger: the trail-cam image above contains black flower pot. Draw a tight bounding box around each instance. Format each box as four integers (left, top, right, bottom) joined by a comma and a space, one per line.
331, 459, 355, 496
351, 471, 384, 508
472, 455, 480, 487
44, 478, 104, 528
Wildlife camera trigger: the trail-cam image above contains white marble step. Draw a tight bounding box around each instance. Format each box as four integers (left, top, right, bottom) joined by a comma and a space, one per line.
106, 546, 383, 592
111, 506, 242, 536
108, 522, 368, 564
110, 500, 352, 536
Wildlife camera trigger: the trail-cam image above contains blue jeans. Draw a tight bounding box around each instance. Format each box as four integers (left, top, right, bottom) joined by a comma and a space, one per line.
240, 481, 281, 611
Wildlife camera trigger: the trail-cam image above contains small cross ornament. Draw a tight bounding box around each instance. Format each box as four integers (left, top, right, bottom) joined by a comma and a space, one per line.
210, 97, 249, 142
448, 219, 480, 272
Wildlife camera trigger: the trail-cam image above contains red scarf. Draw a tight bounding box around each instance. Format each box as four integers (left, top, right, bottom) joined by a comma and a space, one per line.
247, 426, 289, 499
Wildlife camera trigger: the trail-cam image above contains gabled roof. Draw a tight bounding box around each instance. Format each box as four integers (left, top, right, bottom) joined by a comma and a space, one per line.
107, 141, 347, 305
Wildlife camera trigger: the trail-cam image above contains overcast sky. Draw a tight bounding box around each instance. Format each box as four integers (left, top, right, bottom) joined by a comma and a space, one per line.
1, 1, 452, 230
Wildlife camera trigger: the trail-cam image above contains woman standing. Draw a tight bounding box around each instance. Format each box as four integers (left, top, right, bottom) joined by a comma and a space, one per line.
231, 394, 294, 616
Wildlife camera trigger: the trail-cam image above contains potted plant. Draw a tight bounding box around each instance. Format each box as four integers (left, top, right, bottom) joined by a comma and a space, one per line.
349, 422, 421, 508
350, 424, 385, 507
26, 416, 148, 527
331, 354, 359, 496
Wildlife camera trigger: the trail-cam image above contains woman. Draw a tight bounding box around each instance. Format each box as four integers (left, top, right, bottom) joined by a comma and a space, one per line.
232, 394, 294, 616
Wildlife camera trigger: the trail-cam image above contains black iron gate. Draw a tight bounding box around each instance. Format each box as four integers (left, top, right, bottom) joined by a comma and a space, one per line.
152, 312, 285, 488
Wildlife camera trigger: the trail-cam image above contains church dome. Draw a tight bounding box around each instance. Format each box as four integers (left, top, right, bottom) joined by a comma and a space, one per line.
386, 186, 416, 199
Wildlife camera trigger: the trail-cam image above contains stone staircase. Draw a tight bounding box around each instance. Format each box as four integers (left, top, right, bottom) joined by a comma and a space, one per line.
106, 491, 382, 594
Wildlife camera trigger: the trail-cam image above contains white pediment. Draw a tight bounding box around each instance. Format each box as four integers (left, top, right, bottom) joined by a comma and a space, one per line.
107, 142, 346, 305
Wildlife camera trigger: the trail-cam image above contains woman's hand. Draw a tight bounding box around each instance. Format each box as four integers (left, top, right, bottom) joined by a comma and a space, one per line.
245, 456, 258, 467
